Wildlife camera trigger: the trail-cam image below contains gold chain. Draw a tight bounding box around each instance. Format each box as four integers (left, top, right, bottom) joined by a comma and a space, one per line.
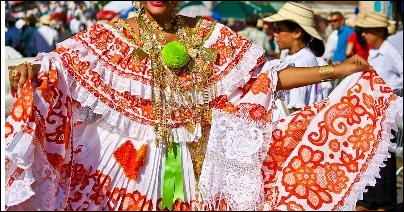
135, 10, 214, 151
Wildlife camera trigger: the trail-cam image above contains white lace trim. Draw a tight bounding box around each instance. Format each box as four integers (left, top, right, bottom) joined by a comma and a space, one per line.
32, 53, 206, 143
340, 97, 403, 210
206, 24, 267, 97
272, 60, 292, 101
5, 132, 36, 207
199, 109, 273, 211
57, 37, 154, 100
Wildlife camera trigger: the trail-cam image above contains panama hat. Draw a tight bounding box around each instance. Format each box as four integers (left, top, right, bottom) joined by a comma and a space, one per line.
263, 2, 322, 40
40, 15, 51, 25
355, 12, 388, 28
388, 20, 397, 35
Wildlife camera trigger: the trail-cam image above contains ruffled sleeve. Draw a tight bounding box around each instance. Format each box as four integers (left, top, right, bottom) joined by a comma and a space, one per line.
198, 23, 291, 211
4, 22, 155, 209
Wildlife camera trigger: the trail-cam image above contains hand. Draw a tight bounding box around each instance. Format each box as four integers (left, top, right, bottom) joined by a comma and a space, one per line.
8, 62, 37, 91
338, 54, 371, 77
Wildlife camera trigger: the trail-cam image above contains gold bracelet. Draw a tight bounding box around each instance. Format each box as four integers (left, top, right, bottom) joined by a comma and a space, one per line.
319, 65, 334, 76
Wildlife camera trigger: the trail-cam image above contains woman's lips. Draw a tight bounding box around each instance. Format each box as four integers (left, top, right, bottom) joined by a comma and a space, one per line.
149, 1, 165, 7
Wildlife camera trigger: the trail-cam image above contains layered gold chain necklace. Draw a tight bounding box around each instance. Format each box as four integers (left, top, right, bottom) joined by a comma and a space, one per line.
135, 10, 217, 154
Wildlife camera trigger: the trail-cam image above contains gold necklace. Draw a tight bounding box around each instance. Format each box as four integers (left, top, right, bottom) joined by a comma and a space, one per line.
135, 10, 215, 150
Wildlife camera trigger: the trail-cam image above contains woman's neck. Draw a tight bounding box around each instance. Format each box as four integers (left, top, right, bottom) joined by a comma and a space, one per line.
289, 43, 306, 55
144, 10, 174, 27
373, 39, 385, 50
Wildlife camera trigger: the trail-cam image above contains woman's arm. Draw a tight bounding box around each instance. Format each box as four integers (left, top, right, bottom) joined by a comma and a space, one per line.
277, 54, 370, 90
345, 33, 355, 58
345, 42, 355, 58
10, 55, 370, 92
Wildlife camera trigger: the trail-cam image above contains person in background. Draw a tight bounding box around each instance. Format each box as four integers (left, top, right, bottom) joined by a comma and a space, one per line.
5, 17, 22, 50
387, 27, 403, 56
20, 15, 37, 57
263, 2, 326, 117
238, 13, 272, 58
322, 29, 338, 64
346, 13, 372, 60
330, 11, 354, 64
355, 11, 403, 212
30, 14, 59, 55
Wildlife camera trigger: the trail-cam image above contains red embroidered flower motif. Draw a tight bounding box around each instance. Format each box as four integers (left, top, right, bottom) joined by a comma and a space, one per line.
89, 171, 112, 205
282, 146, 332, 209
249, 104, 266, 121
348, 124, 375, 152
70, 163, 90, 188
340, 96, 367, 126
286, 201, 305, 211
251, 73, 269, 95
323, 162, 349, 194
339, 151, 359, 172
11, 81, 33, 122
5, 122, 14, 138
328, 139, 340, 152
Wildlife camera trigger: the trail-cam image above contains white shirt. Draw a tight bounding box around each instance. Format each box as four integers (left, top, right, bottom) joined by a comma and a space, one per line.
323, 30, 338, 63
31, 25, 59, 54
272, 47, 319, 122
316, 57, 333, 99
70, 18, 84, 35
282, 47, 319, 109
387, 30, 403, 55
368, 40, 403, 91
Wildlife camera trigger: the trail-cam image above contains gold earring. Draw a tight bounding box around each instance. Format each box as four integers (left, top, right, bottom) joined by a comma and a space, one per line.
134, 1, 142, 10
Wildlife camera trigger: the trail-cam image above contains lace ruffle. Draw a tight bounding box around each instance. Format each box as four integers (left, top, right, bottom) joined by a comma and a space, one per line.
340, 97, 403, 211
199, 109, 273, 211
57, 34, 153, 100
265, 59, 291, 101
34, 52, 208, 144
5, 132, 36, 207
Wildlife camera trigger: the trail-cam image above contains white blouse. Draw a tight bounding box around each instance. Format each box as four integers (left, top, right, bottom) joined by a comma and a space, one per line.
282, 47, 319, 109
368, 40, 403, 91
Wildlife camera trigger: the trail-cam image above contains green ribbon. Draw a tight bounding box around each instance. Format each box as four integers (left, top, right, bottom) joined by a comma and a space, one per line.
162, 143, 184, 210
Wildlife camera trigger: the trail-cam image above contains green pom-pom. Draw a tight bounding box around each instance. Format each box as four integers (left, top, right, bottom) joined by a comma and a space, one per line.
162, 41, 189, 69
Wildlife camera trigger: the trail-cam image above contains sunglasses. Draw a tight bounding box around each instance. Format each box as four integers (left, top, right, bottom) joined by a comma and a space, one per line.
330, 19, 341, 23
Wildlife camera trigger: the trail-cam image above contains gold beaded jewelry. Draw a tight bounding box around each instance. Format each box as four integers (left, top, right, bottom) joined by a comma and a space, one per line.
133, 1, 142, 10
319, 65, 334, 76
135, 9, 215, 152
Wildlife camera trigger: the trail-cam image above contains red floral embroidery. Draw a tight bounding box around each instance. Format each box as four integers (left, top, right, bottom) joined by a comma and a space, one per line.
5, 122, 14, 138
348, 124, 375, 152
339, 151, 359, 173
282, 146, 332, 209
251, 73, 269, 95
328, 139, 340, 152
286, 201, 305, 211
323, 163, 349, 194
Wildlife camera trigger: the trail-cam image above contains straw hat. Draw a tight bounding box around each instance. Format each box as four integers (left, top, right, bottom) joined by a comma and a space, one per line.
388, 20, 397, 35
256, 19, 264, 29
263, 2, 322, 40
40, 15, 51, 25
355, 12, 388, 28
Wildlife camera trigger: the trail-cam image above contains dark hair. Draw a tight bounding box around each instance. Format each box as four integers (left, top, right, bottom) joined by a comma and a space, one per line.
330, 11, 344, 20
309, 38, 325, 57
381, 28, 388, 39
355, 27, 367, 50
245, 13, 258, 27
283, 21, 325, 57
